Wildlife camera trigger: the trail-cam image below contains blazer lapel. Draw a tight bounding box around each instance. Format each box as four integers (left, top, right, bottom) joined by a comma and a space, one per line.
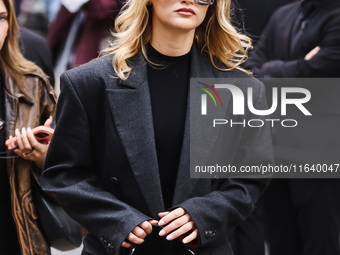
173, 46, 233, 205
105, 52, 164, 218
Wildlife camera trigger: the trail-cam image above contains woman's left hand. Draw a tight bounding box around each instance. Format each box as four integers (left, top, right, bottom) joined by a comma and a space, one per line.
11, 117, 53, 169
158, 207, 198, 245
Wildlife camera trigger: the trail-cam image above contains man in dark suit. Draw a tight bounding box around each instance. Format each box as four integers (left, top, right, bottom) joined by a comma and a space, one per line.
245, 0, 340, 254
246, 0, 340, 77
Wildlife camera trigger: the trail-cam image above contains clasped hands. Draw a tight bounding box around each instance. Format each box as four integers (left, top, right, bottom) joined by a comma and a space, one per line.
121, 207, 198, 248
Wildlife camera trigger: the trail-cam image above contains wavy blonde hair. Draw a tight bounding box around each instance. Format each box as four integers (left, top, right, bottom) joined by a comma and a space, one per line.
0, 0, 46, 92
106, 0, 252, 80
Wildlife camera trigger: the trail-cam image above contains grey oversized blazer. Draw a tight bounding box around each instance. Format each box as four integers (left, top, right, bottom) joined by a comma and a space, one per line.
42, 44, 273, 255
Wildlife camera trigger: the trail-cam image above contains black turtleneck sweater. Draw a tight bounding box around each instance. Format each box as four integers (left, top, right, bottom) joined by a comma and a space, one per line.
147, 45, 190, 210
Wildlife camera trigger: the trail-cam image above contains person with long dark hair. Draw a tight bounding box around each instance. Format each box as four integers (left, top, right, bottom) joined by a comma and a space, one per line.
0, 0, 56, 254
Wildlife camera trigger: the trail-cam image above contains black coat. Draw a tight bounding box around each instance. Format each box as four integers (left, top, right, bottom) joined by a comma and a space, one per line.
19, 27, 55, 86
245, 0, 340, 77
42, 45, 273, 255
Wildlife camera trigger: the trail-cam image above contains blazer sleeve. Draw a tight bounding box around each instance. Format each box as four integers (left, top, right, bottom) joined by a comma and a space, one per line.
176, 81, 273, 247
41, 72, 151, 255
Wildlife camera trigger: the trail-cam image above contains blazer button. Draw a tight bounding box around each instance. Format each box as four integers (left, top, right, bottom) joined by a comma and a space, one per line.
205, 230, 217, 239
110, 177, 119, 185
108, 245, 115, 254
211, 176, 219, 185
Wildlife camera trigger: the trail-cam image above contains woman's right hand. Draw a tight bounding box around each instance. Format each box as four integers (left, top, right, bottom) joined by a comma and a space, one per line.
121, 220, 158, 248
10, 116, 53, 169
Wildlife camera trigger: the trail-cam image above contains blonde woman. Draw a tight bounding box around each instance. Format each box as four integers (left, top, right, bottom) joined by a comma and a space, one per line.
0, 0, 56, 254
42, 0, 272, 254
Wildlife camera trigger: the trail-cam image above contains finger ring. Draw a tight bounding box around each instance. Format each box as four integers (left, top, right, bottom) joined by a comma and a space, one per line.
22, 149, 34, 157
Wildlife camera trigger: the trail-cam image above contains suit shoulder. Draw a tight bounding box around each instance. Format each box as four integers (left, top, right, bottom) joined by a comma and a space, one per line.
215, 68, 265, 94
63, 54, 115, 84
60, 55, 117, 100
25, 68, 52, 90
272, 2, 299, 19
216, 67, 260, 82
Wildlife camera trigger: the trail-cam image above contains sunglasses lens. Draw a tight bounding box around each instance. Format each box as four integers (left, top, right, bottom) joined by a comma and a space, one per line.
196, 0, 214, 5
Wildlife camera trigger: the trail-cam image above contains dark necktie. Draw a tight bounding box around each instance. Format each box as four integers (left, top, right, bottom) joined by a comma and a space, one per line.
290, 0, 315, 58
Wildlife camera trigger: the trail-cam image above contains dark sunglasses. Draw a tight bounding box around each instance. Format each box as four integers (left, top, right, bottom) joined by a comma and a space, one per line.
195, 0, 215, 5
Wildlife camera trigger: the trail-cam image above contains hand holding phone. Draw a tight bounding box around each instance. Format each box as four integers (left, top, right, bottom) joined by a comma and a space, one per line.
5, 126, 54, 150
